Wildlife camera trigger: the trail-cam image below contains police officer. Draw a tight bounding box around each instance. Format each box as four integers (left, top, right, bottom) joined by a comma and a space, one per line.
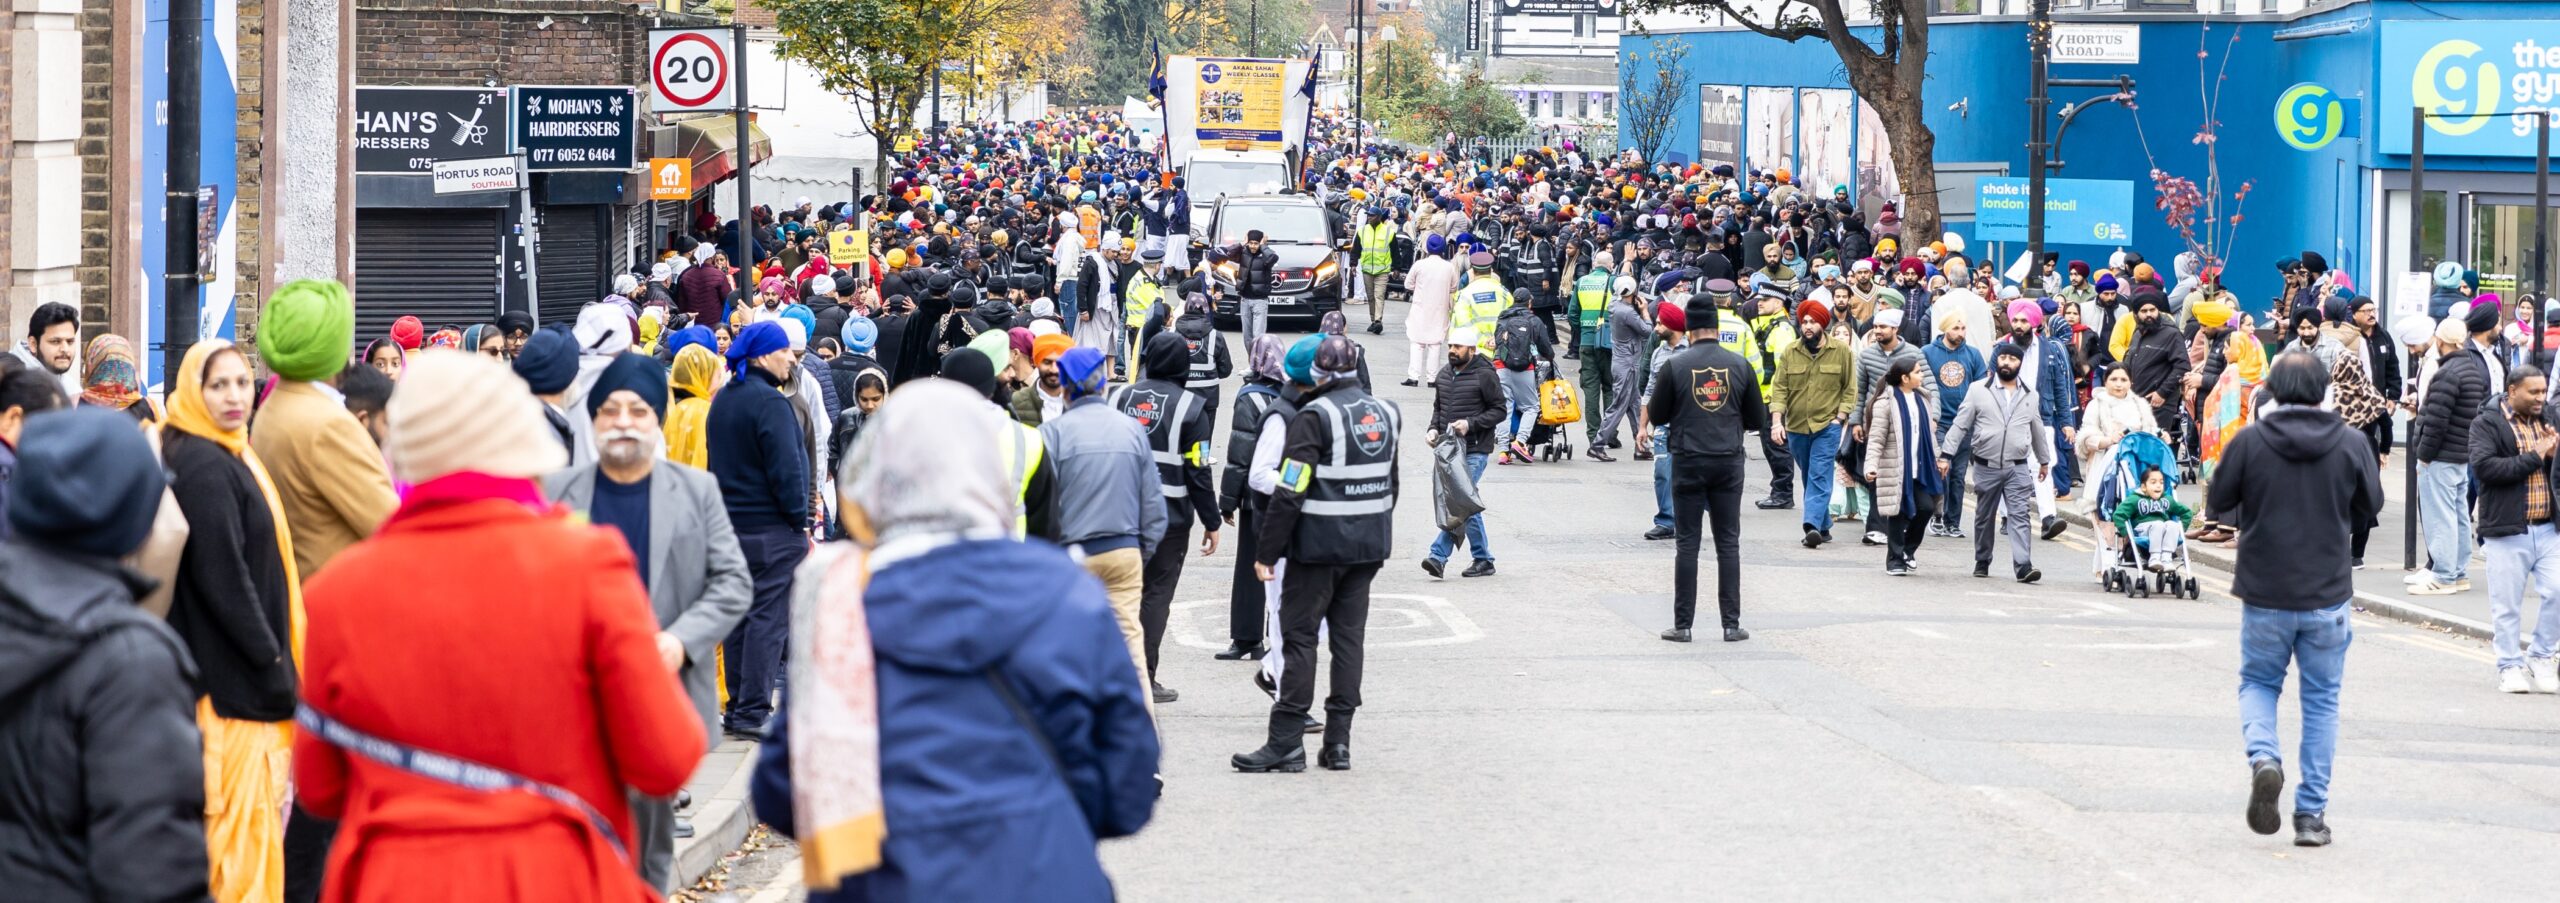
1452, 251, 1509, 357
1122, 248, 1169, 379
1235, 336, 1400, 774
1117, 331, 1221, 703
1357, 207, 1397, 334
1647, 291, 1769, 644
1741, 281, 1799, 508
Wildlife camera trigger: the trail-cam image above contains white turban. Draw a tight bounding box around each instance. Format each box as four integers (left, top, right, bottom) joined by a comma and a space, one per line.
778, 316, 809, 352
1874, 308, 1905, 329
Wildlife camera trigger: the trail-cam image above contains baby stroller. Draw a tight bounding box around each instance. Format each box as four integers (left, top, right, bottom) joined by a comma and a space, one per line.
1531, 363, 1581, 462
2095, 431, 2200, 599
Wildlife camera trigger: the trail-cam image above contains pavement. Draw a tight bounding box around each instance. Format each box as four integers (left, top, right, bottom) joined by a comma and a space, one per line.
701, 326, 2560, 900
672, 738, 760, 892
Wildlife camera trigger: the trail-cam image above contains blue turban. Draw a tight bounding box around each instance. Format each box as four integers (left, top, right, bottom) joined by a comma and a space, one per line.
726, 320, 791, 378
1424, 233, 1446, 255
842, 316, 879, 354
1058, 347, 1108, 399
666, 325, 717, 359
511, 325, 579, 395
781, 303, 818, 340
1282, 335, 1323, 386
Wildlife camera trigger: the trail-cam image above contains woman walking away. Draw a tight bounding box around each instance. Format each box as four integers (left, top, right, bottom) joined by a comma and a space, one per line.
1863, 357, 1943, 576
753, 378, 1159, 903
295, 350, 704, 902
161, 339, 302, 902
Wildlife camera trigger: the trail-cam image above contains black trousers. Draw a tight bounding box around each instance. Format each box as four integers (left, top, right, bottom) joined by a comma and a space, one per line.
1671, 458, 1747, 630
1267, 560, 1379, 748
1759, 429, 1793, 497
1885, 489, 1942, 569
1141, 518, 1192, 682
722, 525, 808, 733
1228, 507, 1265, 647
284, 806, 336, 903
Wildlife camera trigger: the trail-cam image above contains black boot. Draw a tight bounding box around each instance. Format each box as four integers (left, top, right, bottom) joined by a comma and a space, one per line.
1318, 743, 1352, 770
1231, 743, 1306, 773
1214, 642, 1267, 661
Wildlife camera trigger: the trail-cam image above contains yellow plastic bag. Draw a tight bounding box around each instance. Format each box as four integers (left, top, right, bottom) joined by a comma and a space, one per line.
1538, 378, 1582, 425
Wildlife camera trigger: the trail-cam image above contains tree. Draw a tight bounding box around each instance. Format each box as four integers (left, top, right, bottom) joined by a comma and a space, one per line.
2133, 27, 2253, 293
1364, 12, 1439, 113
1617, 40, 1687, 168
1623, 1, 1941, 241
1381, 72, 1526, 145
769, 0, 1041, 184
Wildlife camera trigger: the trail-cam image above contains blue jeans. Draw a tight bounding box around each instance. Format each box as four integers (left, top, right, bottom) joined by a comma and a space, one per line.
2239, 601, 2352, 816
1428, 452, 1494, 563
2482, 523, 2560, 670
2049, 422, 2076, 494
1787, 423, 1842, 535
1058, 280, 1080, 324
1937, 427, 1971, 526
1652, 427, 1674, 530
2417, 459, 2472, 582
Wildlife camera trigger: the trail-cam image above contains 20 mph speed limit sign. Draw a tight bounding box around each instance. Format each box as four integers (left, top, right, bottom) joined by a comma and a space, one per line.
649, 28, 736, 113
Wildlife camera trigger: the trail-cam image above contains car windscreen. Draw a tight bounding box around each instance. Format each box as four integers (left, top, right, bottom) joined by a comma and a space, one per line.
1216, 203, 1329, 245
1188, 161, 1291, 204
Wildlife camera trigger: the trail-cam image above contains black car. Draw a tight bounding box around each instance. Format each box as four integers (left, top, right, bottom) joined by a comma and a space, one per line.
1200, 194, 1344, 327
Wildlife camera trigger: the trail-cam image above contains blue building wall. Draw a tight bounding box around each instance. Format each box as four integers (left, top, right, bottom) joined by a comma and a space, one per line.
1623, 0, 2560, 313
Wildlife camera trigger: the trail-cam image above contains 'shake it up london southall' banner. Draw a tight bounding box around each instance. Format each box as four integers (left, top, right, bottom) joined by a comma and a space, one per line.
1160, 55, 1316, 162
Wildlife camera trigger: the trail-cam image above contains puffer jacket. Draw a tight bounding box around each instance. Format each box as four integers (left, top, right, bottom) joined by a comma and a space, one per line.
1240, 246, 1279, 299
2415, 346, 2492, 464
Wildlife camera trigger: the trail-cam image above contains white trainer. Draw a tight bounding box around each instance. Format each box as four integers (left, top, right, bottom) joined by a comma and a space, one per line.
2532, 657, 2560, 694
2499, 667, 2533, 694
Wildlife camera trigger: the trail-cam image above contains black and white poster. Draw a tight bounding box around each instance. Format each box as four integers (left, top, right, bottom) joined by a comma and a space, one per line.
514, 85, 637, 171
1698, 84, 1742, 166
1498, 0, 1618, 16
355, 87, 508, 175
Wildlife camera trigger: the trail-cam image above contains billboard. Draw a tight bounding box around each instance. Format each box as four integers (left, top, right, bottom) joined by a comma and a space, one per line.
1160, 56, 1317, 165
1974, 177, 2134, 245
1746, 86, 1794, 176
1698, 84, 1742, 166
1857, 97, 1901, 214
2379, 21, 2560, 156
1496, 0, 1621, 16
1797, 88, 1854, 196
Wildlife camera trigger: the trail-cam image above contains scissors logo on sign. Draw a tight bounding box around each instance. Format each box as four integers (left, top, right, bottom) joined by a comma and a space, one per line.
448, 107, 488, 148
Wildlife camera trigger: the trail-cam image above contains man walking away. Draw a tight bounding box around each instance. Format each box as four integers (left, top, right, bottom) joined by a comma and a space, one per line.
1424, 326, 1505, 579
2208, 351, 2381, 848
706, 321, 812, 739
1595, 277, 1651, 459
1492, 289, 1556, 463
2468, 365, 2560, 694
1235, 337, 1398, 774
1575, 253, 1617, 458
1648, 294, 1768, 643
1118, 333, 1221, 704
1041, 348, 1168, 706
1356, 207, 1397, 334
1938, 343, 2051, 583
2411, 302, 2498, 594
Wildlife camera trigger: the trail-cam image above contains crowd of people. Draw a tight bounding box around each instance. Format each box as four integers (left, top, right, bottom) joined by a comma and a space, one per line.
0, 105, 2532, 903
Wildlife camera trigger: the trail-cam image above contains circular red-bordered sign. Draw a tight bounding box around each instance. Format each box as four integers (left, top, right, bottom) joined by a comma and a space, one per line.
652, 32, 729, 109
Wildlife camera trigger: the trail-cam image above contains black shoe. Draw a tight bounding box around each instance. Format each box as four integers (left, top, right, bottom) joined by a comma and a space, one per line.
1564, 350, 1579, 360
1887, 563, 1911, 577
1400, 378, 1420, 387
673, 817, 695, 839
1461, 560, 1495, 577
675, 789, 692, 811
1974, 563, 1991, 578
1605, 436, 1623, 449
1421, 558, 1445, 578
1801, 526, 1824, 549
1723, 626, 1751, 642
1152, 682, 1179, 703
2247, 758, 2284, 835
1318, 743, 1352, 770
1756, 495, 1795, 510
2292, 812, 2331, 847
2016, 568, 2043, 585
1366, 321, 1385, 335
723, 727, 764, 742
1585, 446, 1615, 462
1643, 525, 1675, 541
1301, 715, 1323, 734
2041, 515, 2068, 540
1214, 642, 1268, 661
1253, 669, 1276, 700
1231, 743, 1307, 773
1660, 627, 1693, 643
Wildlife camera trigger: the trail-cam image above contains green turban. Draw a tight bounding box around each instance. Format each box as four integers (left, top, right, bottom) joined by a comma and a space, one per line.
967, 328, 1011, 372
261, 278, 354, 382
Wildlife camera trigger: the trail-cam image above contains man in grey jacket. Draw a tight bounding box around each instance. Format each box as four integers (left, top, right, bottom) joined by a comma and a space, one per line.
1594, 276, 1653, 451
541, 353, 753, 892
1039, 347, 1168, 704
1937, 343, 2053, 583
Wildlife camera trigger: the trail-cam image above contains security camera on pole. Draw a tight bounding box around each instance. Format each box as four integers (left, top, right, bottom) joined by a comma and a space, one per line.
650, 25, 754, 297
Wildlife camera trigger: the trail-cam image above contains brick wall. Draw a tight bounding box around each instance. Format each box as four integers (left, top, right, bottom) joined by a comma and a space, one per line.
2, 15, 14, 303
735, 0, 773, 29
77, 0, 110, 335
356, 0, 669, 89
235, 0, 265, 346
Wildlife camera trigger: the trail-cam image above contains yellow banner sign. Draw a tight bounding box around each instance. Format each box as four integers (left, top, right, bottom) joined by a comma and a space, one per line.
1190, 58, 1287, 150
828, 229, 869, 266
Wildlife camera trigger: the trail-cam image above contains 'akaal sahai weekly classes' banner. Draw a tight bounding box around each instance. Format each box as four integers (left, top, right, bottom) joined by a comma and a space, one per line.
1159, 55, 1315, 161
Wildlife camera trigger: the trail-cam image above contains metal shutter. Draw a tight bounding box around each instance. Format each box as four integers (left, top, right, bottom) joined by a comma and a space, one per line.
353, 208, 504, 340
536, 205, 607, 325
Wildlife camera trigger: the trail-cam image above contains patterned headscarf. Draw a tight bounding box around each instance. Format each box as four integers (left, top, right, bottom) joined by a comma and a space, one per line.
1247, 334, 1288, 382
79, 334, 145, 410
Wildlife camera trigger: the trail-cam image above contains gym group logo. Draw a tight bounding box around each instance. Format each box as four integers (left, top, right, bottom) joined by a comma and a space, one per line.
2413, 39, 2500, 136
2276, 83, 2346, 151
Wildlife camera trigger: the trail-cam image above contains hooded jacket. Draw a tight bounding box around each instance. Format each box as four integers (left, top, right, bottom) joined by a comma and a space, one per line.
2205, 405, 2381, 611
751, 539, 1159, 903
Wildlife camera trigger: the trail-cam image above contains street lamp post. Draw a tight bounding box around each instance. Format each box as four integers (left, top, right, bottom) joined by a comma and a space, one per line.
1354, 0, 1368, 156
2026, 0, 2052, 277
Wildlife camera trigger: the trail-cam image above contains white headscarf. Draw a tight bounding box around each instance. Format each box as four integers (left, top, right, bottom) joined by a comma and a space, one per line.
839, 379, 1012, 555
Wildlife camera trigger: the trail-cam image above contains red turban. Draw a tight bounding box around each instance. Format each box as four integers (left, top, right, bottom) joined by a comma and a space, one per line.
1655, 301, 1686, 334
1796, 298, 1833, 331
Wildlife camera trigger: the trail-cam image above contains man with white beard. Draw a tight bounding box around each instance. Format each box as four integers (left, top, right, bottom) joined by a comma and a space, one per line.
541, 351, 752, 893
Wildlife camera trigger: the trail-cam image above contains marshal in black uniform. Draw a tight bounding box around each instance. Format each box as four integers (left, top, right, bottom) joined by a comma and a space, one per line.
1114, 332, 1221, 703
1645, 294, 1770, 644
1234, 336, 1398, 774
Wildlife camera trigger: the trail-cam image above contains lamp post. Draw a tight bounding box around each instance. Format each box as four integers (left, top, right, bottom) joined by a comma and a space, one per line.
1354, 0, 1368, 155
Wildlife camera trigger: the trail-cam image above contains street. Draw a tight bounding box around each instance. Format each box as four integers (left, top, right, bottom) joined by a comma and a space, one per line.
703, 328, 2560, 902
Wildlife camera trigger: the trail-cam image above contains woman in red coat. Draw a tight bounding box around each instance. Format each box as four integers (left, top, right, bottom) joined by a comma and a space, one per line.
294, 350, 706, 902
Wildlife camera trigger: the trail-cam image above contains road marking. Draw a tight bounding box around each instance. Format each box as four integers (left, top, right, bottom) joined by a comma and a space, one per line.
1168, 593, 1483, 651
2375, 631, 2496, 664
1983, 608, 2013, 617
2061, 637, 2213, 651
1906, 626, 1950, 640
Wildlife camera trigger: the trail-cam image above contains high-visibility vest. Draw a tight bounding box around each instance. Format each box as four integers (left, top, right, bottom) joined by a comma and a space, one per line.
1453, 274, 1509, 354
1358, 223, 1395, 274
1124, 272, 1161, 326
996, 420, 1044, 537
1574, 268, 1611, 324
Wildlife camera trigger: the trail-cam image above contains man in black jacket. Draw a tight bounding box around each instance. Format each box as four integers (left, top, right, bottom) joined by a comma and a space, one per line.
2206, 351, 2379, 849
2467, 365, 2560, 694
1423, 325, 1506, 579
1118, 332, 1221, 704
1239, 231, 1281, 348
2121, 291, 2190, 432
2412, 302, 2501, 594
1647, 294, 1769, 644
0, 408, 206, 901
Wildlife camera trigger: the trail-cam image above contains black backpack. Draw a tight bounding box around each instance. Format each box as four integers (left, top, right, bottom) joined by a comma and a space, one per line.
1496, 316, 1537, 370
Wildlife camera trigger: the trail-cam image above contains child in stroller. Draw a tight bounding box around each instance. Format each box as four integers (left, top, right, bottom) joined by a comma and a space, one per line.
2112, 467, 2196, 572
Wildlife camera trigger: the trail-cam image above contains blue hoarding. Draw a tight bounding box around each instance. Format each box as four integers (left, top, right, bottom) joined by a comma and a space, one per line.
141, 0, 240, 392
1973, 177, 2133, 245
2380, 21, 2560, 157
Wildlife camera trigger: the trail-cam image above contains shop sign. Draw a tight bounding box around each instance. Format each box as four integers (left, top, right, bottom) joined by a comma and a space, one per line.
1973, 177, 2133, 245
2380, 21, 2560, 156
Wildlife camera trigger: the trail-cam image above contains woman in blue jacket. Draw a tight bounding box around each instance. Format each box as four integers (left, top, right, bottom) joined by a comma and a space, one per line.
753, 378, 1160, 902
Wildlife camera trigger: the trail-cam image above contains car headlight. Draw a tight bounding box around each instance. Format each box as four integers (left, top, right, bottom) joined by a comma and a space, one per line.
1314, 258, 1338, 281
1215, 262, 1240, 280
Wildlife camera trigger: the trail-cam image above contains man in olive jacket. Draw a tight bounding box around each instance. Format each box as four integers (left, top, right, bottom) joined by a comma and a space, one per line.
1769, 298, 1858, 547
